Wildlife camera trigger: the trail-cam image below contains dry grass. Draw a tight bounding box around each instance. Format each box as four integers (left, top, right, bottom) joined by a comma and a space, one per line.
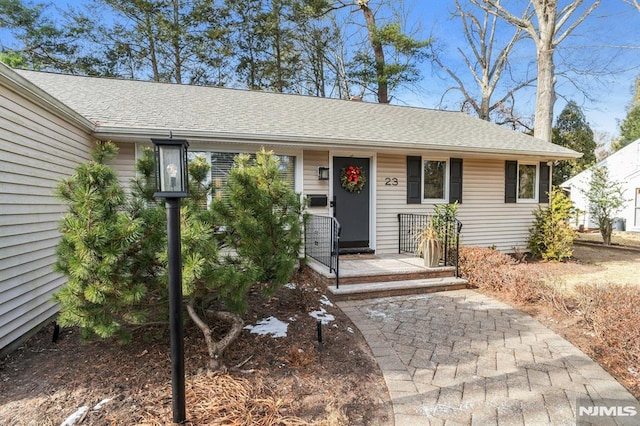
576, 230, 640, 246
540, 244, 640, 290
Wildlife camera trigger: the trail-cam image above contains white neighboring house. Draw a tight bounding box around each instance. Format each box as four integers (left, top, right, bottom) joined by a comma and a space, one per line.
561, 138, 640, 231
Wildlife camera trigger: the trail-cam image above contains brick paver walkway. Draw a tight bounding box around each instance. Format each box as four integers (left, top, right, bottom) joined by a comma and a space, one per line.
338, 290, 640, 425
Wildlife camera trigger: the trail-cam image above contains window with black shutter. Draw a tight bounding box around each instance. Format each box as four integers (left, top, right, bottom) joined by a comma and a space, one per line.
407, 156, 463, 204
505, 160, 546, 203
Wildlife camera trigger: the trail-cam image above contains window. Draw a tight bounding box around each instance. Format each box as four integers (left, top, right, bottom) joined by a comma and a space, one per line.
407, 157, 462, 204
518, 163, 537, 200
423, 159, 447, 201
211, 152, 237, 199
505, 161, 548, 203
210, 152, 296, 199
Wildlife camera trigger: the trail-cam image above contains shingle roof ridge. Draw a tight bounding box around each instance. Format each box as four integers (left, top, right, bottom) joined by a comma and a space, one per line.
14, 68, 462, 115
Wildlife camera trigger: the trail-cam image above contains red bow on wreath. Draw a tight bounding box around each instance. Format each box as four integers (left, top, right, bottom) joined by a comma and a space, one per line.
340, 165, 367, 193
346, 166, 360, 183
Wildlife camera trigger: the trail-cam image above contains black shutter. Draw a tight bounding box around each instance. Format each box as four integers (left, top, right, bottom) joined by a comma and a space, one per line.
505, 160, 517, 203
539, 162, 551, 203
407, 156, 421, 204
449, 158, 463, 204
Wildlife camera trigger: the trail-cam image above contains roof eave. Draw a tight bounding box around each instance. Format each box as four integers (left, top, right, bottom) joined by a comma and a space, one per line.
93, 126, 582, 160
0, 64, 95, 132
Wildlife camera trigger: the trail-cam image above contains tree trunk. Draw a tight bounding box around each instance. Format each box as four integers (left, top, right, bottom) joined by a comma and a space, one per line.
144, 12, 160, 82
359, 1, 388, 104
601, 221, 613, 246
534, 44, 556, 142
186, 299, 244, 371
479, 89, 491, 121
171, 0, 182, 84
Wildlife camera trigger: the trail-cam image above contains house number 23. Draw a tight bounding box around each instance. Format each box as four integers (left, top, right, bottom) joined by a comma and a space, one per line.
385, 177, 399, 186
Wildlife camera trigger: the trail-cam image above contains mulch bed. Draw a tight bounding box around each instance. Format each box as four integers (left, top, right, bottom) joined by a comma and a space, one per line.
0, 268, 392, 425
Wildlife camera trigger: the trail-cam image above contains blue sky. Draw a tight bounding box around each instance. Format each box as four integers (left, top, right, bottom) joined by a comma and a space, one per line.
6, 0, 640, 140
415, 1, 640, 141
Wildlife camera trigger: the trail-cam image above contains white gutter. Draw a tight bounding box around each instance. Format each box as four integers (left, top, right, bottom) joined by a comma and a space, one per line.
94, 126, 581, 161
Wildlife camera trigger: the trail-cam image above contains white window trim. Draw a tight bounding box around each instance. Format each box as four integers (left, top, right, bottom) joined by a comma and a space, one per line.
422, 157, 449, 203
517, 161, 539, 203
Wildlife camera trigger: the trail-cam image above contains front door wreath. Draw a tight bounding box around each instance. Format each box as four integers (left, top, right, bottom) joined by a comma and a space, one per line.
340, 165, 367, 193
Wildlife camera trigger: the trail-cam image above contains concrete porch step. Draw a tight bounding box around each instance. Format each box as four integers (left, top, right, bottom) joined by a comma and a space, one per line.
337, 265, 456, 285
326, 277, 468, 301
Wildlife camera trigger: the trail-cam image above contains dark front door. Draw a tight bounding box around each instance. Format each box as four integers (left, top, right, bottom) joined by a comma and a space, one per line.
333, 156, 371, 253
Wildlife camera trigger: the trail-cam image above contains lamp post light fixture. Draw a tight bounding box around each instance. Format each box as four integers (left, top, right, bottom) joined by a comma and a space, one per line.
152, 138, 189, 424
153, 138, 189, 197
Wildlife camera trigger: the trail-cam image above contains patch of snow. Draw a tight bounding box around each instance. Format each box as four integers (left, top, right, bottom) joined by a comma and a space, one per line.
93, 398, 112, 410
366, 309, 388, 320
60, 406, 88, 426
288, 316, 298, 322
629, 367, 639, 377
284, 283, 297, 290
244, 316, 288, 338
309, 308, 335, 325
346, 327, 354, 334
319, 295, 333, 307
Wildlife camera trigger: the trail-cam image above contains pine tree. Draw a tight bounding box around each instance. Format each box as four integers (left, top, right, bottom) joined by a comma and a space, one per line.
211, 148, 304, 292
615, 77, 640, 151
54, 144, 302, 369
54, 141, 150, 342
551, 101, 596, 186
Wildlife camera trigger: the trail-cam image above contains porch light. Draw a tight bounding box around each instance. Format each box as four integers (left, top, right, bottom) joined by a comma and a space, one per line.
151, 137, 189, 424
153, 138, 189, 198
318, 166, 330, 180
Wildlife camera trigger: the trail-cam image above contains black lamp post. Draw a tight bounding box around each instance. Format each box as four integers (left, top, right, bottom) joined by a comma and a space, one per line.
152, 138, 189, 424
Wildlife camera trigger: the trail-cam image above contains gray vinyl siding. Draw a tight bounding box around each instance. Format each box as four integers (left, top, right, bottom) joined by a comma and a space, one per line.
0, 82, 93, 355
375, 155, 541, 254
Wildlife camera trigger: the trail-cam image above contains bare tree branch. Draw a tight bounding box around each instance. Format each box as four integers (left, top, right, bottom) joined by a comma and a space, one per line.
554, 1, 600, 45
624, 0, 640, 12
468, 0, 601, 141
433, 0, 533, 122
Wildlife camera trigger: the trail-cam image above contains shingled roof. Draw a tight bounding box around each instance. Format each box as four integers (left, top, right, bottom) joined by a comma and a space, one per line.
14, 68, 579, 159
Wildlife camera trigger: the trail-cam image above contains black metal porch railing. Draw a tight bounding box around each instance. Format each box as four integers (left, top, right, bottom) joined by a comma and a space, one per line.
398, 213, 463, 277
305, 214, 341, 287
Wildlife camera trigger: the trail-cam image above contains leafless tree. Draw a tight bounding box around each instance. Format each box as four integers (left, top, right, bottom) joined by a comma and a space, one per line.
434, 0, 535, 122
469, 0, 601, 142
624, 0, 640, 12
